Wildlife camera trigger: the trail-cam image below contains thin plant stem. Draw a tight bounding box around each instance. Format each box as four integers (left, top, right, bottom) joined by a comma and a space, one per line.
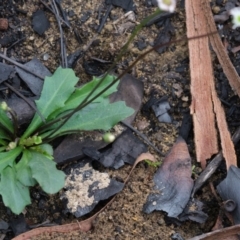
41, 31, 218, 141
4, 82, 46, 123
38, 9, 162, 137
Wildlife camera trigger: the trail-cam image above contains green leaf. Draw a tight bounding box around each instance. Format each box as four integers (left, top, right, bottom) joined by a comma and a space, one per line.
0, 108, 14, 135
22, 67, 79, 139
43, 100, 134, 138
0, 139, 7, 146
19, 135, 42, 147
0, 166, 31, 214
0, 147, 22, 173
0, 128, 11, 141
39, 143, 53, 157
0, 147, 6, 152
49, 75, 118, 119
39, 143, 53, 156
29, 151, 65, 194
15, 150, 36, 187
30, 143, 53, 159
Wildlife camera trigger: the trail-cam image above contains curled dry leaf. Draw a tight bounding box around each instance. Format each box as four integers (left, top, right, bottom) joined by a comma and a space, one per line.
143, 137, 193, 218
110, 73, 144, 125
98, 129, 148, 169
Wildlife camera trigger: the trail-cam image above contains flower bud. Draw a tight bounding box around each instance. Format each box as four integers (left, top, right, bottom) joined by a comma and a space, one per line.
1, 102, 8, 111
103, 133, 115, 143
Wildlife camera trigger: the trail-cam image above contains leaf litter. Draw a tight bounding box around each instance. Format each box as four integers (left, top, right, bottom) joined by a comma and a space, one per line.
2, 0, 240, 238
143, 137, 195, 218
13, 153, 156, 240
62, 160, 124, 217
16, 58, 51, 96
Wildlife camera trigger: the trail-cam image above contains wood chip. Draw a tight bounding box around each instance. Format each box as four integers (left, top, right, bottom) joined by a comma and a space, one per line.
202, 0, 237, 168
202, 0, 240, 97
186, 0, 237, 168
186, 0, 218, 168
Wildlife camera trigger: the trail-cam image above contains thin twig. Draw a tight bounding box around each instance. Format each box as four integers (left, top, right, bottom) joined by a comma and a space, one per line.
113, 11, 134, 24
7, 109, 18, 139
51, 0, 67, 67
7, 36, 26, 50
0, 53, 44, 79
97, 4, 113, 33
191, 126, 240, 197
4, 82, 46, 123
40, 31, 218, 139
90, 57, 111, 63
39, 0, 71, 28
55, 0, 70, 27
121, 121, 164, 156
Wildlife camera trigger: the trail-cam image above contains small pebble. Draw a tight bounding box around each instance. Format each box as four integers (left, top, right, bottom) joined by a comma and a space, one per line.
157, 218, 165, 225
136, 120, 149, 131
68, 10, 75, 18
26, 45, 33, 51
212, 6, 220, 14
181, 96, 189, 102
0, 18, 8, 30
43, 53, 50, 61
153, 132, 163, 141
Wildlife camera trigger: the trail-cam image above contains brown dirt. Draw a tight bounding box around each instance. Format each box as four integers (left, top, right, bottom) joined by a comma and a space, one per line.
0, 0, 227, 239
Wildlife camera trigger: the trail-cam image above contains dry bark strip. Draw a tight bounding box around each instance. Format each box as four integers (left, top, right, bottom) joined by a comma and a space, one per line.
201, 0, 240, 97
12, 218, 94, 240
12, 153, 155, 240
186, 0, 236, 168
210, 80, 237, 169
200, 0, 238, 169
188, 224, 240, 240
186, 0, 218, 168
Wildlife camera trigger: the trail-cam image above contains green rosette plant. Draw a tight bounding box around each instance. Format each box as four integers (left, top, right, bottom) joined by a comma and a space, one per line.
0, 67, 134, 214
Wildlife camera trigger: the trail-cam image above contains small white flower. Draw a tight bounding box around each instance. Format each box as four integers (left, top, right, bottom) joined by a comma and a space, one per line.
157, 0, 176, 13
230, 7, 240, 29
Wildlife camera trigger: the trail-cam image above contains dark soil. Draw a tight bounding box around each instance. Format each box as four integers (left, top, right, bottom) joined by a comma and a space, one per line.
1, 0, 240, 239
